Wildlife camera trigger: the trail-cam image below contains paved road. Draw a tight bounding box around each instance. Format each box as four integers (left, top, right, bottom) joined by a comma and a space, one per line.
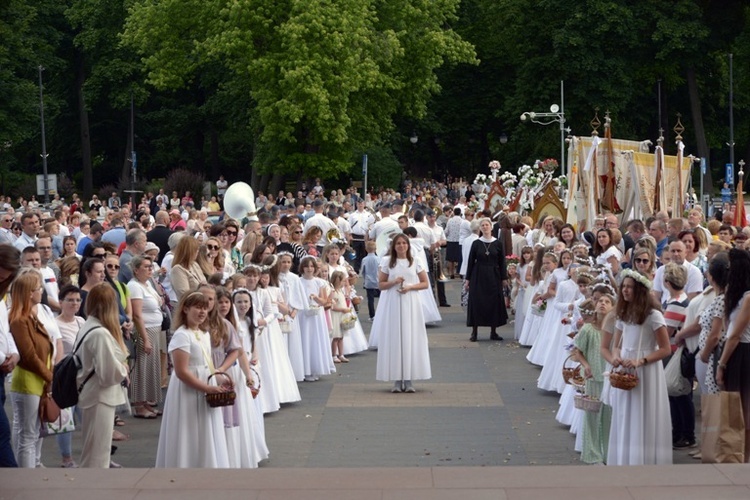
27, 280, 698, 468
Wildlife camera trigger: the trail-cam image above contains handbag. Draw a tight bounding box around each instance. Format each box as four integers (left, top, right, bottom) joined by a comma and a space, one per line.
39, 385, 61, 424
160, 310, 171, 332
701, 391, 746, 463
40, 406, 75, 437
665, 346, 692, 397
681, 345, 698, 379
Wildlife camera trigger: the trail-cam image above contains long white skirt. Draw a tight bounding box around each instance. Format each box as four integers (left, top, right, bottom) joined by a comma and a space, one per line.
343, 318, 369, 355
285, 318, 305, 382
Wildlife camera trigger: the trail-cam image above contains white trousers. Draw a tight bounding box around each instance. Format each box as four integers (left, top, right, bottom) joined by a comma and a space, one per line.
81, 403, 115, 468
10, 391, 42, 468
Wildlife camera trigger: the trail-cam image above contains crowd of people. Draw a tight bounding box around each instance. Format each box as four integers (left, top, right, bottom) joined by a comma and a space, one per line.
503, 207, 750, 466
1, 173, 749, 469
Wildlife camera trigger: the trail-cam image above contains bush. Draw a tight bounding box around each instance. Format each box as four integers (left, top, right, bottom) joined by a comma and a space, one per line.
163, 168, 205, 201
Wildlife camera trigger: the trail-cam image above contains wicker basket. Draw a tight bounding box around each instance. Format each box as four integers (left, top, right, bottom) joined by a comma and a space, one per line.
340, 313, 357, 331
248, 367, 261, 399
304, 304, 321, 317
205, 371, 236, 407
562, 354, 584, 386
351, 296, 362, 306
609, 367, 639, 391
574, 394, 603, 413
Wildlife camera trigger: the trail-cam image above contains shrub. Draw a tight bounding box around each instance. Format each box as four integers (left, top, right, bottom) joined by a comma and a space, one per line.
163, 168, 205, 201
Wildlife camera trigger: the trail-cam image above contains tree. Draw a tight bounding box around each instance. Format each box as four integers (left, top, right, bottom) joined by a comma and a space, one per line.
122, 0, 476, 180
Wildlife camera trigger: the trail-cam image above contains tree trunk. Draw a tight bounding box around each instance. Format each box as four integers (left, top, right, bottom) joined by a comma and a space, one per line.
269, 172, 284, 195
75, 51, 93, 199
686, 67, 713, 193
210, 128, 220, 180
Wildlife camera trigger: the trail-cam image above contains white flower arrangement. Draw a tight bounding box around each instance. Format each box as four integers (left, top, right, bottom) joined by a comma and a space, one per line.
473, 173, 488, 185
620, 268, 653, 290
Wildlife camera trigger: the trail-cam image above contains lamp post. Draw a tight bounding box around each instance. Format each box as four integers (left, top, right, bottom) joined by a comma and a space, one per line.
520, 80, 570, 177
38, 65, 50, 204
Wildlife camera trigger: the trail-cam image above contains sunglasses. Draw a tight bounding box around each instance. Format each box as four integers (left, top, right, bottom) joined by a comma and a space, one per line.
106, 264, 120, 270
206, 244, 220, 250
92, 253, 106, 258
226, 231, 237, 236
634, 258, 650, 264
294, 230, 303, 234
2, 219, 11, 223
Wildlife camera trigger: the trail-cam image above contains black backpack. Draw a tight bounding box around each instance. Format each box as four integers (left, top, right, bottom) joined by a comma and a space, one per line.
52, 327, 97, 409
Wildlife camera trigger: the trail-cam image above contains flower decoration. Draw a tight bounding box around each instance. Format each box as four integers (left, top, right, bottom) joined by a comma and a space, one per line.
473, 173, 488, 185
540, 158, 559, 173
506, 254, 519, 266
620, 268, 653, 290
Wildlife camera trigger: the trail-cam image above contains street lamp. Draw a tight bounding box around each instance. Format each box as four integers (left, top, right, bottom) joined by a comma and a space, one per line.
410, 133, 419, 145
520, 80, 570, 177
499, 133, 508, 145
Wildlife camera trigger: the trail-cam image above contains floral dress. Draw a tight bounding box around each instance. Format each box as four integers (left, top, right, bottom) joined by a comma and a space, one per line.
699, 294, 725, 394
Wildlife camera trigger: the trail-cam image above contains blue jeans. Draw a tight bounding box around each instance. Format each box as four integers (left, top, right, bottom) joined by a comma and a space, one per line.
0, 374, 17, 467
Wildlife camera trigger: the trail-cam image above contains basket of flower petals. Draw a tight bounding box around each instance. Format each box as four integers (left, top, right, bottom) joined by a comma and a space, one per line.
574, 394, 603, 413
562, 354, 585, 386
608, 366, 639, 391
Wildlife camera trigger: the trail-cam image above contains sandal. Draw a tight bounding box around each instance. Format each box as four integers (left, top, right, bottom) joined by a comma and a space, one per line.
114, 416, 126, 427
133, 408, 157, 419
333, 356, 341, 363
112, 430, 130, 441
146, 405, 163, 416
339, 356, 349, 363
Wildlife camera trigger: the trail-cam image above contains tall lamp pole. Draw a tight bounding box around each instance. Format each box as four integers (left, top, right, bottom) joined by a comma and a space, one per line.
38, 65, 50, 204
520, 80, 570, 177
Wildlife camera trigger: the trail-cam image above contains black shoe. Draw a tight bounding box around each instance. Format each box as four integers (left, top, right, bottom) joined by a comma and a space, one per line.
490, 333, 503, 341
440, 303, 451, 307
673, 439, 696, 450
469, 334, 477, 342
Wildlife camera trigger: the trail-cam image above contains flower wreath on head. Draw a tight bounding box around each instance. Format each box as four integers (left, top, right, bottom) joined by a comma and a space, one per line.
619, 268, 653, 290
579, 304, 597, 317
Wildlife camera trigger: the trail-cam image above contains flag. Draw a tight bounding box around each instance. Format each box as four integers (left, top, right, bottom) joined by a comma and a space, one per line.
735, 173, 747, 228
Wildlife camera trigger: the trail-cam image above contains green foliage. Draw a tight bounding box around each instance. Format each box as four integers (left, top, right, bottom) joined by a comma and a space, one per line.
163, 168, 205, 201
357, 145, 403, 191
122, 0, 476, 179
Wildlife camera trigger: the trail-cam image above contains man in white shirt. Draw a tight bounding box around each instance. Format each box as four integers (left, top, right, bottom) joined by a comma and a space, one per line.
303, 199, 337, 249
14, 213, 39, 251
348, 198, 374, 272
0, 214, 15, 245
652, 240, 704, 304
216, 175, 228, 199
35, 236, 60, 313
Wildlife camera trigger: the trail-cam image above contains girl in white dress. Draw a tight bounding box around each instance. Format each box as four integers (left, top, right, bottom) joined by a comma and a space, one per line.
199, 285, 243, 467
241, 266, 281, 414
156, 292, 230, 468
514, 246, 534, 340
523, 250, 558, 355
373, 234, 431, 393
277, 253, 306, 381
528, 249, 572, 367
258, 256, 301, 404
297, 256, 337, 381
328, 271, 350, 363
594, 229, 622, 276
601, 269, 672, 465
519, 246, 549, 346
229, 288, 270, 466
321, 244, 369, 356
537, 262, 584, 393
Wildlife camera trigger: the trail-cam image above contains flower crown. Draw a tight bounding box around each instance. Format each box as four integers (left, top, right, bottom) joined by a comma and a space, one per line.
620, 268, 653, 290
544, 251, 559, 261
579, 305, 597, 317
275, 251, 294, 258
592, 282, 616, 296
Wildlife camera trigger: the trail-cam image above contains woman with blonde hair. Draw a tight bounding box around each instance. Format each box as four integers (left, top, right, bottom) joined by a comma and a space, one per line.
76, 283, 129, 468
169, 236, 207, 301
9, 272, 52, 467
631, 247, 657, 281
